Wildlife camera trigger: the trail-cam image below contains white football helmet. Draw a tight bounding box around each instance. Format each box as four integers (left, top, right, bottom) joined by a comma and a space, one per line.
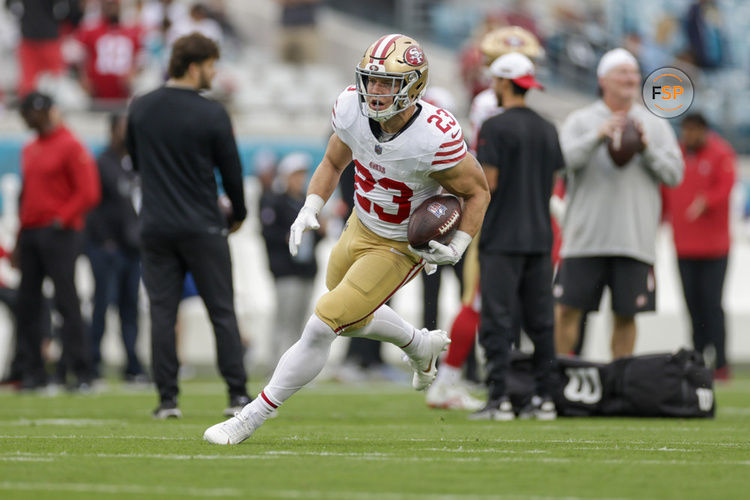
355, 34, 429, 122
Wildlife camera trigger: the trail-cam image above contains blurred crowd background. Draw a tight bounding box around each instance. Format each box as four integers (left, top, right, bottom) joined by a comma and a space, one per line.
0, 0, 749, 385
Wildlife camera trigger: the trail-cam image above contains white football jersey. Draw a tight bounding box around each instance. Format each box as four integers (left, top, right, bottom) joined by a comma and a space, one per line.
332, 86, 467, 241
468, 87, 504, 154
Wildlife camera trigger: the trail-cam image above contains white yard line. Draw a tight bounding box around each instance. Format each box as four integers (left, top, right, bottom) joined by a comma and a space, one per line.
0, 434, 195, 440
0, 481, 241, 497
271, 491, 631, 500
287, 435, 745, 448
718, 407, 750, 415
0, 419, 121, 426
0, 434, 744, 449
2, 450, 749, 467
0, 482, 630, 500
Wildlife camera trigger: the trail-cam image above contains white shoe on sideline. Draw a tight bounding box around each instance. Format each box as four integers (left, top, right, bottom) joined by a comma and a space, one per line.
405, 329, 450, 391
203, 411, 263, 445
426, 381, 485, 411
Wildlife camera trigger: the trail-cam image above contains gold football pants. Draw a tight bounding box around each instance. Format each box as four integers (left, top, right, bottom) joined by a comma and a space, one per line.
315, 213, 424, 334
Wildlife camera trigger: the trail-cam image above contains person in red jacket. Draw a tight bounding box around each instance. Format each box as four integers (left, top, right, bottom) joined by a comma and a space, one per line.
14, 92, 100, 391
662, 113, 736, 381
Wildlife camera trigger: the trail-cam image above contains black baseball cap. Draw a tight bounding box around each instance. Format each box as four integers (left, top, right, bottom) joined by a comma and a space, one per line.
20, 92, 53, 113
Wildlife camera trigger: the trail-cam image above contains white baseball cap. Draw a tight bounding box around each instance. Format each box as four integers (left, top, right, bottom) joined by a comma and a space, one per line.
488, 52, 544, 90
278, 152, 312, 178
596, 48, 639, 78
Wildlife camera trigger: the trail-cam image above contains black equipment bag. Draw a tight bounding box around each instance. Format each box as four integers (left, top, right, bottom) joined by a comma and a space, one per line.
506, 349, 715, 418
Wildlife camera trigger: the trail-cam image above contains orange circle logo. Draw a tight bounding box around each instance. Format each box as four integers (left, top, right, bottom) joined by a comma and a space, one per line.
642, 67, 694, 118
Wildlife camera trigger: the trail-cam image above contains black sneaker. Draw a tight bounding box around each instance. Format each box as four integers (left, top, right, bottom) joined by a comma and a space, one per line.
124, 373, 151, 387
224, 394, 252, 417
68, 380, 94, 394
153, 399, 182, 419
518, 395, 557, 421
468, 396, 514, 421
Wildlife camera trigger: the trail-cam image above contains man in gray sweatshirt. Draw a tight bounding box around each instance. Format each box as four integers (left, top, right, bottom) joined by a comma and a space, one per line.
554, 48, 684, 359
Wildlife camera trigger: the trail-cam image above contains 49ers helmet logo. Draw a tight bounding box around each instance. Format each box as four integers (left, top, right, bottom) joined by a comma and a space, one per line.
403, 46, 424, 66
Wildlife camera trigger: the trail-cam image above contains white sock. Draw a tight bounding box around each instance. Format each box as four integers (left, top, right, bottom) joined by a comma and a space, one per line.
434, 364, 461, 385
241, 314, 336, 420
343, 304, 424, 359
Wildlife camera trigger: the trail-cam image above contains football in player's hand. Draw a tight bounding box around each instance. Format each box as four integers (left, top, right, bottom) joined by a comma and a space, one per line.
607, 118, 643, 167
407, 194, 462, 250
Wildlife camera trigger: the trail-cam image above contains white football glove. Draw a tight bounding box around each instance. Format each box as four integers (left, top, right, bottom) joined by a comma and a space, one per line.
289, 194, 324, 257
409, 230, 473, 266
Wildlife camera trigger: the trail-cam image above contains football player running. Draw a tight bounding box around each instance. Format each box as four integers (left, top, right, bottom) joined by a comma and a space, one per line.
204, 34, 489, 445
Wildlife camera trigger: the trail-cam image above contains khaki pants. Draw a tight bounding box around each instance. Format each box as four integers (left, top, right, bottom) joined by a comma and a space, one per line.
315, 213, 423, 333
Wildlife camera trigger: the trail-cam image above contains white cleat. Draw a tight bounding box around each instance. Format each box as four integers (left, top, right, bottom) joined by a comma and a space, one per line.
426, 381, 485, 411
203, 411, 263, 445
404, 329, 450, 391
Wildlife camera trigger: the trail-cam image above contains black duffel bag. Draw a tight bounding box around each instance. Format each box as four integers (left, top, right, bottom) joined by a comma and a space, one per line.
506, 348, 715, 418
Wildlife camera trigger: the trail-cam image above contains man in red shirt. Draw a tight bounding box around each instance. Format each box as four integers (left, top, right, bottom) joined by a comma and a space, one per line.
14, 92, 100, 391
76, 0, 142, 102
663, 113, 736, 381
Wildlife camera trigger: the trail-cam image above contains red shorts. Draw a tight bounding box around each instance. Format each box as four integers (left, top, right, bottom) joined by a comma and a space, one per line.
18, 38, 64, 96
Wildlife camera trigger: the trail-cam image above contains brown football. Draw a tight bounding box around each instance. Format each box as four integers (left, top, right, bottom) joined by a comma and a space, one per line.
407, 194, 462, 250
606, 118, 643, 167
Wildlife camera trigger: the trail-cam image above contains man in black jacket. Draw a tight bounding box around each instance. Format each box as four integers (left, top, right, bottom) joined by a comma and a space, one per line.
86, 112, 144, 383
126, 33, 250, 419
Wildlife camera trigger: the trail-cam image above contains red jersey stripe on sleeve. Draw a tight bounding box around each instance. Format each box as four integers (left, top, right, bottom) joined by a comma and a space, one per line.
435, 145, 466, 157
439, 134, 464, 149
432, 150, 467, 166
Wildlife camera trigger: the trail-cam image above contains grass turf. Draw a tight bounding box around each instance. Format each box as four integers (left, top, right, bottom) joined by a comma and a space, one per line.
0, 375, 748, 500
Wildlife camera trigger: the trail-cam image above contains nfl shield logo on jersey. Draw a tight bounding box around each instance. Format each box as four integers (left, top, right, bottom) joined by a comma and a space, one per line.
374, 144, 383, 154
427, 202, 447, 218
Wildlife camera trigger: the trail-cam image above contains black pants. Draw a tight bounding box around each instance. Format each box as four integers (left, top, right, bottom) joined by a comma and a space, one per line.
16, 227, 89, 386
479, 252, 555, 399
141, 232, 247, 402
0, 286, 54, 382
422, 259, 464, 330
678, 256, 728, 369
345, 337, 382, 368
86, 243, 143, 378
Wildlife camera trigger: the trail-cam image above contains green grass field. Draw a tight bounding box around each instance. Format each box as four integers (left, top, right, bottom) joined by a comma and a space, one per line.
0, 375, 748, 500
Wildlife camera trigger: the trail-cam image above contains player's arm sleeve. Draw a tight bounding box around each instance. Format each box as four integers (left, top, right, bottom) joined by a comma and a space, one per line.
641, 119, 684, 187
212, 106, 247, 222
560, 111, 601, 171
58, 141, 101, 225
331, 86, 358, 143
430, 118, 468, 172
